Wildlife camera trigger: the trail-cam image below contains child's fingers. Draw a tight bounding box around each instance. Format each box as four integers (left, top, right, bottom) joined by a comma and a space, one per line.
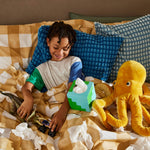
49, 120, 53, 128
17, 106, 27, 119
49, 118, 57, 132
17, 105, 25, 115
51, 121, 57, 132
25, 112, 30, 120
55, 124, 59, 132
18, 109, 26, 118
17, 106, 22, 114
20, 111, 26, 119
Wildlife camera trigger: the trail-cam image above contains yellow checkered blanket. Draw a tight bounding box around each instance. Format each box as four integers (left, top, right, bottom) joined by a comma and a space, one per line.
0, 19, 149, 150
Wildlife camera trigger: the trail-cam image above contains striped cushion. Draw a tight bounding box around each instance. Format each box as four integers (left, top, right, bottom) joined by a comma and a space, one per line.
94, 14, 150, 82
26, 25, 124, 81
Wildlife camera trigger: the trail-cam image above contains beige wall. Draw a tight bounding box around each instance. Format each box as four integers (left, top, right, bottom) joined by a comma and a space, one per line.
0, 0, 149, 25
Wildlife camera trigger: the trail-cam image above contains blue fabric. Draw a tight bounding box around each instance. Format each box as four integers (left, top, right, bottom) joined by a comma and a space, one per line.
70, 30, 123, 81
94, 14, 150, 82
26, 25, 124, 81
69, 61, 84, 82
26, 26, 51, 74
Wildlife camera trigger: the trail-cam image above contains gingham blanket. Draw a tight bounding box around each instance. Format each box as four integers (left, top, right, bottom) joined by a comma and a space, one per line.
1, 66, 150, 150
0, 19, 95, 73
0, 19, 150, 150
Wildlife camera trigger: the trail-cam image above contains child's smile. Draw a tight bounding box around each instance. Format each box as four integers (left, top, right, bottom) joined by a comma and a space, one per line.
47, 37, 71, 61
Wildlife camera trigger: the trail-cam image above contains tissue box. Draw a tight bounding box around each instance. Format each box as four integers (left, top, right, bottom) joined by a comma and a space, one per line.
67, 80, 96, 112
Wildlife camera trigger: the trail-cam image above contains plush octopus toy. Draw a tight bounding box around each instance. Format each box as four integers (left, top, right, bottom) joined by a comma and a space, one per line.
92, 60, 150, 136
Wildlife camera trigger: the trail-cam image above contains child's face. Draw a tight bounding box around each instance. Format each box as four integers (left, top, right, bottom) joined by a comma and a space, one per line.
47, 37, 71, 61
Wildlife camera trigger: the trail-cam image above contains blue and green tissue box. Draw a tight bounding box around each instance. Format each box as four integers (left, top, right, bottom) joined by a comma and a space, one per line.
67, 80, 96, 112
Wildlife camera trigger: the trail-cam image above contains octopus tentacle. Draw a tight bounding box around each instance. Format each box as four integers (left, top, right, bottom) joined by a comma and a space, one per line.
141, 105, 150, 124
92, 100, 112, 130
140, 95, 150, 107
93, 61, 150, 136
92, 94, 115, 130
129, 95, 150, 136
106, 96, 128, 128
139, 95, 150, 124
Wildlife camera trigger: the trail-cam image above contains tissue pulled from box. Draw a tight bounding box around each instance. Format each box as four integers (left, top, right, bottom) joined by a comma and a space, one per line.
73, 78, 87, 93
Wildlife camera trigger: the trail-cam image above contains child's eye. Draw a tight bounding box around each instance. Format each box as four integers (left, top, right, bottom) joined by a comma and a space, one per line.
63, 48, 68, 51
63, 46, 71, 51
54, 47, 59, 50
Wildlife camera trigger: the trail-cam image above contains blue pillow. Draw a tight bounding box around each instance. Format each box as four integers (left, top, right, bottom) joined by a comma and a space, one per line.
26, 25, 123, 81
94, 14, 150, 82
26, 26, 51, 74
70, 30, 123, 81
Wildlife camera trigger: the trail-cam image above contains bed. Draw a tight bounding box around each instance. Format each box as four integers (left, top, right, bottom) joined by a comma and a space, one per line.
0, 1, 150, 150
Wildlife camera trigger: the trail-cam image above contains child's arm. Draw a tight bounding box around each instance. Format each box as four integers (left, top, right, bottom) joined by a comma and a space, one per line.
49, 82, 72, 132
17, 82, 34, 120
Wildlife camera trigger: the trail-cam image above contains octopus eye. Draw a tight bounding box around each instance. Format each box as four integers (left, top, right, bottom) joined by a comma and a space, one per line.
126, 82, 131, 86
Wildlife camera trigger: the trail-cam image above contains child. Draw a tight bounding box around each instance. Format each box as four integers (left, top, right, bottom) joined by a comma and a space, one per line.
17, 21, 84, 133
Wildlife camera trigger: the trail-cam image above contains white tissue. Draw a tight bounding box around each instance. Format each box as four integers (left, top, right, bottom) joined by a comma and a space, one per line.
115, 126, 124, 132
126, 136, 150, 150
68, 121, 93, 150
100, 130, 117, 140
85, 76, 94, 81
11, 123, 46, 150
0, 128, 11, 138
73, 78, 87, 93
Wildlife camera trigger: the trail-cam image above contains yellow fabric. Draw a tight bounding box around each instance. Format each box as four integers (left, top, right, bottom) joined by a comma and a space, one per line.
0, 65, 148, 149
0, 19, 95, 74
1, 19, 150, 149
0, 19, 128, 75
92, 60, 150, 136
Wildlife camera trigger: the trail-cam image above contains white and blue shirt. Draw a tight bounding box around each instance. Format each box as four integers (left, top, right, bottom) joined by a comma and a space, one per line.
26, 56, 84, 91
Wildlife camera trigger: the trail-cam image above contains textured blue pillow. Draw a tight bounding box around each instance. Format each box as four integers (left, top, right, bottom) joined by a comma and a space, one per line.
70, 30, 123, 81
94, 14, 150, 82
26, 26, 51, 74
26, 25, 123, 81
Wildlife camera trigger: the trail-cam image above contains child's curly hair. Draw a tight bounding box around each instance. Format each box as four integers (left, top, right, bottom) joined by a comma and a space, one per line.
47, 21, 76, 46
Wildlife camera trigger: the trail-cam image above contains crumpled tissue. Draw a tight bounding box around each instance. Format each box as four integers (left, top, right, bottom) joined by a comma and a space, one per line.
68, 121, 93, 150
11, 123, 46, 150
126, 133, 150, 150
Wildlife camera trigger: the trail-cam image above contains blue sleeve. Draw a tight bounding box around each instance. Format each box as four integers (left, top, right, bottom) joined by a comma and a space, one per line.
69, 61, 84, 83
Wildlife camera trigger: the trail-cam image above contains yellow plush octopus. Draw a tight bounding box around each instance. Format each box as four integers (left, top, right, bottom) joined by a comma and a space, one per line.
92, 60, 150, 136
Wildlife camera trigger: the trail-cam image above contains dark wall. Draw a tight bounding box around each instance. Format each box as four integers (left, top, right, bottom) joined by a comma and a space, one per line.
0, 0, 149, 25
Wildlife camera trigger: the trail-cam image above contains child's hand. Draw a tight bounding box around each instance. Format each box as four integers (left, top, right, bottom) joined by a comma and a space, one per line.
49, 108, 67, 132
17, 100, 33, 120
49, 82, 72, 133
